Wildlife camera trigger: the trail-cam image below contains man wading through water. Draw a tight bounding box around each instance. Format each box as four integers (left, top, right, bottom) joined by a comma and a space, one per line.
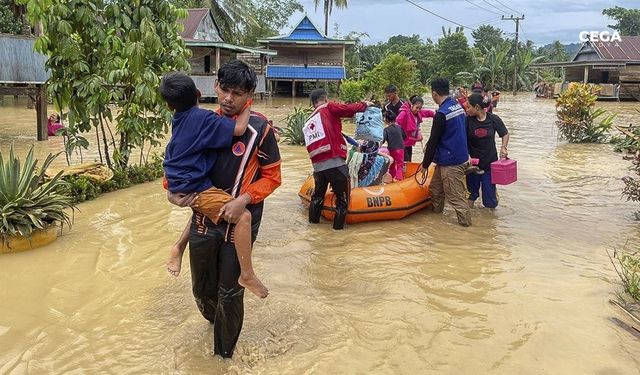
304, 88, 373, 230
167, 60, 281, 358
421, 78, 472, 227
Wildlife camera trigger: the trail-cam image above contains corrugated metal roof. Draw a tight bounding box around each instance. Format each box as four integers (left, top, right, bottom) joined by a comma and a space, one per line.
592, 36, 640, 61
266, 65, 345, 80
288, 17, 324, 40
180, 8, 210, 40
184, 39, 277, 55
0, 34, 48, 84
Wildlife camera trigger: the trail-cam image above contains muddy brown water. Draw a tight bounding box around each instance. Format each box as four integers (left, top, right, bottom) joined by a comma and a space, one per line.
1, 95, 639, 374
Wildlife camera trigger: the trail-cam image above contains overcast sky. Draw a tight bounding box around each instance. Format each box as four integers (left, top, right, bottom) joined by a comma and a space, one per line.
285, 0, 640, 46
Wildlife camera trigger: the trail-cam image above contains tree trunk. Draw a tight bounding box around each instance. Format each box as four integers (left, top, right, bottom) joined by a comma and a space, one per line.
98, 114, 112, 170
118, 133, 130, 169
95, 125, 103, 164
324, 8, 329, 36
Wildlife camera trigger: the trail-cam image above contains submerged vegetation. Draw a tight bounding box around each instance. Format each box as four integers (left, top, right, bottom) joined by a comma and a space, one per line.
19, 0, 190, 170
608, 248, 640, 307
614, 110, 640, 205
60, 154, 164, 204
281, 106, 311, 146
0, 146, 74, 240
555, 83, 616, 144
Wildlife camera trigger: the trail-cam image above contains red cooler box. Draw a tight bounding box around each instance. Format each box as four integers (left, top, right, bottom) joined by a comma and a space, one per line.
491, 158, 517, 185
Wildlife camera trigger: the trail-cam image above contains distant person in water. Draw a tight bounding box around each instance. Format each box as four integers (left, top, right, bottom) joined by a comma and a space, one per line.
160, 71, 268, 299
47, 113, 63, 136
383, 84, 404, 118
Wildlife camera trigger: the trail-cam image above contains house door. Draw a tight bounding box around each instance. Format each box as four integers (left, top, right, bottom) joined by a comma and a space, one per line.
204, 56, 211, 74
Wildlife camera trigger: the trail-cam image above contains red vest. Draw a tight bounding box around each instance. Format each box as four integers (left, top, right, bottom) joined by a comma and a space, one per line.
303, 103, 347, 164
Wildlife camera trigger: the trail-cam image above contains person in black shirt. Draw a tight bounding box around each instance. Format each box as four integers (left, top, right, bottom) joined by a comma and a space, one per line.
465, 93, 509, 208
383, 84, 404, 118
381, 111, 406, 180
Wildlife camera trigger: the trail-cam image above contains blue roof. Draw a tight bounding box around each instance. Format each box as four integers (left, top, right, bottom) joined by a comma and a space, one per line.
266, 65, 345, 80
259, 16, 352, 44
288, 17, 325, 41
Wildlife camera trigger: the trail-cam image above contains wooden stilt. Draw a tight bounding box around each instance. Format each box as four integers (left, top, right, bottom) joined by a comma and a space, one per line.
36, 85, 48, 141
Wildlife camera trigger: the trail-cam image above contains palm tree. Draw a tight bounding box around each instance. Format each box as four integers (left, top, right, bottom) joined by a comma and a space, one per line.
208, 0, 257, 43
314, 0, 348, 36
173, 0, 256, 43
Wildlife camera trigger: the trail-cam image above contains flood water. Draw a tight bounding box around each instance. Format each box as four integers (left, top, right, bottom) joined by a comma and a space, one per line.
1, 94, 639, 374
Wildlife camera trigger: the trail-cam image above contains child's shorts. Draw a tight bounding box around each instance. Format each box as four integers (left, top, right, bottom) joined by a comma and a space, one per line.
195, 187, 233, 225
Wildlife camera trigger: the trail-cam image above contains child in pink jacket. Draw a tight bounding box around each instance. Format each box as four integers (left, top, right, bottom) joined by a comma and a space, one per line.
396, 95, 435, 162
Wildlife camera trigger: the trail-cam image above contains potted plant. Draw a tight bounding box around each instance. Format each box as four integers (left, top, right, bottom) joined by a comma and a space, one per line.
0, 145, 75, 253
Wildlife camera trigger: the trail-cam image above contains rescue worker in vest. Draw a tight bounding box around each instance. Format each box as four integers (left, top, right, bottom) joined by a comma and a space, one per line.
305, 88, 373, 230
166, 60, 281, 358
420, 78, 472, 227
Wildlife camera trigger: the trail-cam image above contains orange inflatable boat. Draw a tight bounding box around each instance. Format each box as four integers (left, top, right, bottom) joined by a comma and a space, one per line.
298, 162, 433, 224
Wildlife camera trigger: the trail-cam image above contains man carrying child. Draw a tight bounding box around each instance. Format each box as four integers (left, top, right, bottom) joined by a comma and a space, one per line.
164, 61, 281, 358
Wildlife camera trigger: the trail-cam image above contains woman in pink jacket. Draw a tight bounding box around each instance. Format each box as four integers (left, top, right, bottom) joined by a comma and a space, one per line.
395, 95, 435, 162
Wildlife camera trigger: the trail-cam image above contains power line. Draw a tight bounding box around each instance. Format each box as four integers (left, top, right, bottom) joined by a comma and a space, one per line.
518, 22, 533, 44
493, 0, 523, 16
480, 0, 502, 13
470, 17, 504, 28
463, 0, 503, 17
428, 17, 504, 40
404, 0, 475, 30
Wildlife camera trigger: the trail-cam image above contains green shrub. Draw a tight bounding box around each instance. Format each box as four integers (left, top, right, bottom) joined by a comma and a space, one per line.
361, 53, 425, 100
609, 249, 640, 303
0, 146, 75, 239
340, 79, 366, 103
555, 83, 616, 143
282, 106, 312, 145
61, 153, 165, 203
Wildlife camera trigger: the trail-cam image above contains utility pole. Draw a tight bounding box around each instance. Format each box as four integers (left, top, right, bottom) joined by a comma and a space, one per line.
503, 15, 525, 95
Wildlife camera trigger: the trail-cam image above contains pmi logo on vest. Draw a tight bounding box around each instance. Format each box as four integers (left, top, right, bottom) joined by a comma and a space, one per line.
578, 30, 622, 43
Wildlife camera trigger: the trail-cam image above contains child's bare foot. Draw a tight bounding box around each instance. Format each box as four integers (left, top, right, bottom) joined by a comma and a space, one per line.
239, 274, 269, 298
166, 244, 184, 277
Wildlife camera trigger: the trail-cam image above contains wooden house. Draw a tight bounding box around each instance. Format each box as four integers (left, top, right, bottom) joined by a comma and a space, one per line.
179, 9, 276, 97
533, 36, 640, 100
258, 16, 354, 97
0, 34, 49, 140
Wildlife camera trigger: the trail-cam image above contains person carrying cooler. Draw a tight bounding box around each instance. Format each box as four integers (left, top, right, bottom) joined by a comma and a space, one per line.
161, 72, 268, 299
465, 93, 510, 208
381, 111, 406, 181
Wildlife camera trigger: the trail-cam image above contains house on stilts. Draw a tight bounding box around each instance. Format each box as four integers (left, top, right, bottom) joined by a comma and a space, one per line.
0, 34, 50, 140
532, 36, 640, 101
258, 16, 353, 97
179, 9, 276, 98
